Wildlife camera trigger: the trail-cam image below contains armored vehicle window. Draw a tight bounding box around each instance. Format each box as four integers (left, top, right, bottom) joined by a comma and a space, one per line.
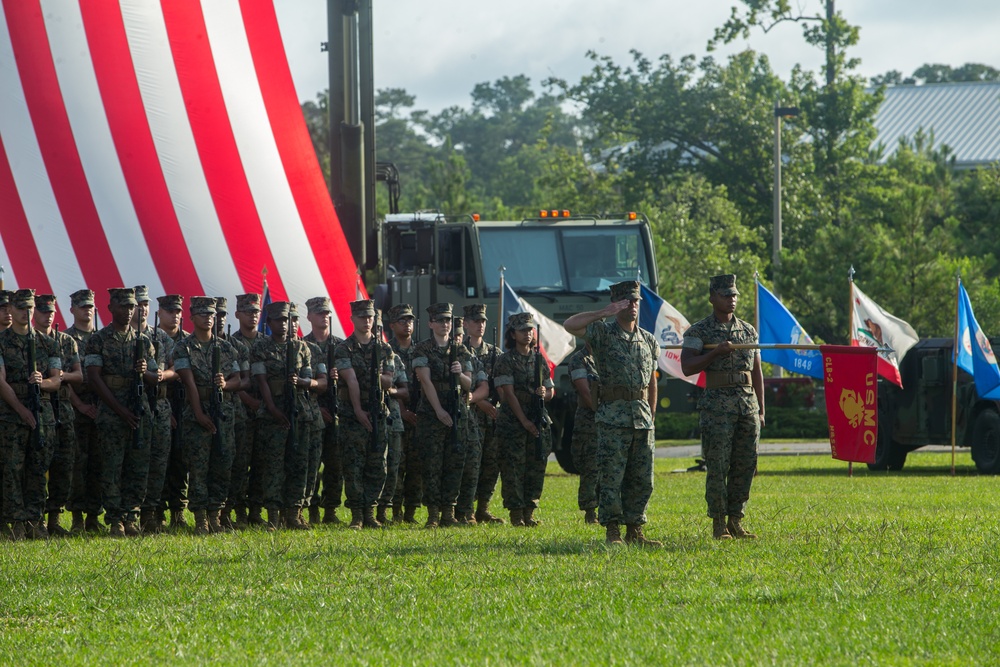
561, 228, 650, 292
479, 228, 563, 293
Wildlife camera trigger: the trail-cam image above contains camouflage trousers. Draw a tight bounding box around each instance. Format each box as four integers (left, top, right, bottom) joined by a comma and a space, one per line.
302, 420, 323, 507
227, 409, 251, 510
247, 411, 265, 509
45, 404, 78, 514
496, 415, 550, 510
340, 416, 387, 510
1, 421, 54, 522
254, 414, 309, 511
474, 411, 500, 504
597, 425, 654, 526
416, 412, 466, 508
399, 423, 422, 507
97, 416, 152, 523
142, 399, 171, 512
316, 417, 343, 510
68, 413, 102, 515
164, 395, 188, 512
701, 410, 759, 519
377, 431, 402, 508
181, 403, 235, 512
457, 418, 482, 515
572, 419, 599, 511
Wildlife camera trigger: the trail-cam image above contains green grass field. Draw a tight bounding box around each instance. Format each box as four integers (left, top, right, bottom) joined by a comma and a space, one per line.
2, 453, 999, 666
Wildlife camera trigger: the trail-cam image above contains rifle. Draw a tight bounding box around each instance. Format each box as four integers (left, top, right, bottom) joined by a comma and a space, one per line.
448, 320, 461, 454
410, 317, 421, 411
26, 323, 43, 450
171, 316, 184, 455
489, 325, 499, 405
369, 322, 383, 452
50, 323, 62, 439
285, 333, 299, 451
131, 321, 146, 449
211, 327, 224, 455
326, 314, 339, 439
533, 325, 546, 462
149, 312, 160, 419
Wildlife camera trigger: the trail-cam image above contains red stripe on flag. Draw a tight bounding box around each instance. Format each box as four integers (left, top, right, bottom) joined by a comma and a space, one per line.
79, 2, 204, 300
160, 0, 289, 301
239, 0, 360, 327
4, 0, 124, 307
0, 136, 64, 329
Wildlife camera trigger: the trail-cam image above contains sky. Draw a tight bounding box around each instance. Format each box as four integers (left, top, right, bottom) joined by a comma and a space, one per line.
274, 0, 1000, 113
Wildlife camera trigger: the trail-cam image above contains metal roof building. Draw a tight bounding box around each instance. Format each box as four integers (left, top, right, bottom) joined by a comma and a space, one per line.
874, 82, 1000, 169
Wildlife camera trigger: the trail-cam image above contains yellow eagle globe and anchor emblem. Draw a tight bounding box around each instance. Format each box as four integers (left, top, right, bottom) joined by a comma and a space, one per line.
839, 389, 867, 428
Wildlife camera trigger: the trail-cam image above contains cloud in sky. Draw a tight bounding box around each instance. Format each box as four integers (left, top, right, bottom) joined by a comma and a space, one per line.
275, 0, 1000, 112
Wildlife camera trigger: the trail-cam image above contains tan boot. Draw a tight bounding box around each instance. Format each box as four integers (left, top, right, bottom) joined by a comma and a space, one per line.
584, 509, 599, 525
108, 518, 126, 538
10, 521, 26, 541
219, 507, 235, 531
713, 516, 733, 540
285, 508, 309, 531
47, 511, 69, 537
509, 509, 525, 527
123, 518, 141, 537
727, 516, 757, 539
522, 507, 540, 527
170, 509, 186, 531
424, 506, 440, 529
296, 507, 311, 530
193, 510, 210, 535
376, 505, 388, 526
155, 508, 168, 532
27, 520, 49, 540
625, 524, 662, 548
459, 511, 477, 526
308, 506, 321, 526
475, 500, 505, 525
605, 522, 624, 545
323, 507, 343, 525
348, 508, 363, 530
439, 506, 458, 528
70, 511, 86, 534
208, 510, 230, 534
392, 502, 403, 522
265, 508, 281, 532
363, 506, 382, 529
403, 505, 418, 524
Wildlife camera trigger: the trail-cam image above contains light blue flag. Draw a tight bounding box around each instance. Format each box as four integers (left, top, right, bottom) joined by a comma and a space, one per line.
956, 282, 1000, 398
756, 281, 823, 379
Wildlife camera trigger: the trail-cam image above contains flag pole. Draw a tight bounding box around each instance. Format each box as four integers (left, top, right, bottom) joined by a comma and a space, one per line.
498, 265, 506, 339
754, 271, 760, 338
847, 266, 856, 478
951, 272, 961, 476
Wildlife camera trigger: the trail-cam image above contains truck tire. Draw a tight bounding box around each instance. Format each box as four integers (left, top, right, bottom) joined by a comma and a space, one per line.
971, 409, 1000, 474
867, 418, 907, 471
552, 413, 579, 475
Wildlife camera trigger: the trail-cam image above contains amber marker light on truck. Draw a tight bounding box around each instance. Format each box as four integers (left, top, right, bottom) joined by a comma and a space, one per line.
539, 209, 571, 218
628, 212, 637, 220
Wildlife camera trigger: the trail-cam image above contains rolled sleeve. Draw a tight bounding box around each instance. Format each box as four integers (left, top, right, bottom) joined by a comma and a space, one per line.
494, 374, 514, 387
251, 361, 267, 376
681, 335, 703, 352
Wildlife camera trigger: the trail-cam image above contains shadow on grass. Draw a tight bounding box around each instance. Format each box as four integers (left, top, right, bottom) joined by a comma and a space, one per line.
760, 466, 981, 478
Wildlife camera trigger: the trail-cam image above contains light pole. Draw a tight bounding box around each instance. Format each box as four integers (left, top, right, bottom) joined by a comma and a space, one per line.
772, 103, 800, 303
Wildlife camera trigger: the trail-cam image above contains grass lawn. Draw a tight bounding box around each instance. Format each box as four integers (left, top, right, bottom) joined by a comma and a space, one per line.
2, 453, 999, 666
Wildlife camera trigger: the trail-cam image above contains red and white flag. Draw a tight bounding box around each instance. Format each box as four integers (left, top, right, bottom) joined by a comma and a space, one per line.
502, 281, 576, 376
822, 345, 879, 464
0, 1, 359, 336
850, 285, 919, 387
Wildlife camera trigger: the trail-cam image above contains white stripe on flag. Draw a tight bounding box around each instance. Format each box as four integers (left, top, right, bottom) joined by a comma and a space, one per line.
202, 0, 329, 308
121, 0, 242, 297
42, 0, 164, 297
0, 6, 89, 302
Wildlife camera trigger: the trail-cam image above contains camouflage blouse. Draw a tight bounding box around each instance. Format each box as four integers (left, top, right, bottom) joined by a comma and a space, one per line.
682, 314, 759, 415
65, 325, 96, 405
568, 348, 600, 430
411, 337, 473, 415
585, 320, 657, 429
333, 334, 394, 420
0, 328, 61, 424
250, 336, 313, 418
494, 348, 554, 426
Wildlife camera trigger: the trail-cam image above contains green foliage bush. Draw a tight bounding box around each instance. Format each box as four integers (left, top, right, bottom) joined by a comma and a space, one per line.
655, 406, 828, 440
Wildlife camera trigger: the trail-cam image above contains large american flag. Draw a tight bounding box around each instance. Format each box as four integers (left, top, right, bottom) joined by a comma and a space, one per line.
0, 0, 360, 336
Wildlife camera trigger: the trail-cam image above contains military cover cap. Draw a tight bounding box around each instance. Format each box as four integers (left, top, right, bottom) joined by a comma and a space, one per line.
157, 294, 184, 311
236, 293, 262, 312
387, 304, 414, 322
463, 303, 488, 320
133, 285, 150, 303
266, 301, 290, 320
426, 302, 453, 321
108, 287, 137, 306
288, 302, 299, 319
306, 296, 332, 314
709, 274, 740, 296
610, 280, 641, 301
189, 296, 217, 316
70, 289, 95, 308
11, 288, 36, 310
214, 297, 228, 314
34, 294, 57, 313
508, 312, 536, 331
0, 290, 11, 307
350, 299, 376, 317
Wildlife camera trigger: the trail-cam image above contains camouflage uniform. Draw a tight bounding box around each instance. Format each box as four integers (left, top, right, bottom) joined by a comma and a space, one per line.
300, 333, 326, 510
388, 314, 421, 511
463, 311, 502, 515
160, 295, 188, 518
456, 353, 488, 518
682, 283, 760, 521
0, 291, 61, 525
231, 296, 263, 516
137, 287, 175, 523
333, 305, 391, 513
65, 290, 102, 521
38, 295, 81, 524
302, 296, 343, 517
568, 348, 600, 512
494, 313, 553, 513
250, 304, 313, 514
219, 297, 251, 522
412, 304, 474, 514
84, 289, 155, 527
377, 353, 407, 511
172, 302, 240, 514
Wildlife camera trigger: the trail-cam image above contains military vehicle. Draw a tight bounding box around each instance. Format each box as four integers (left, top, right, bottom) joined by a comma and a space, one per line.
871, 338, 1000, 473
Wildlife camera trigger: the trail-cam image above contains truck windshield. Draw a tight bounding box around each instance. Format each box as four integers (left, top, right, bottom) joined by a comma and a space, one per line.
479, 225, 651, 294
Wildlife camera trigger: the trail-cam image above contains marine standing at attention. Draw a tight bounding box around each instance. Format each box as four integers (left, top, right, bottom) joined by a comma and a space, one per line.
680, 274, 764, 540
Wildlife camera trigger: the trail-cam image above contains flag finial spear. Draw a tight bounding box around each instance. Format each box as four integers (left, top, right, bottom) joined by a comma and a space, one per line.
847, 265, 855, 282
754, 270, 760, 282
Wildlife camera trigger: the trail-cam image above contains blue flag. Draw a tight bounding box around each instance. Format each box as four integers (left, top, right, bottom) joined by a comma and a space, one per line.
956, 283, 1000, 398
756, 281, 823, 379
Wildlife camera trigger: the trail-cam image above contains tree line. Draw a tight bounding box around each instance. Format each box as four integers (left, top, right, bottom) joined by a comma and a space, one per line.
302, 0, 1000, 344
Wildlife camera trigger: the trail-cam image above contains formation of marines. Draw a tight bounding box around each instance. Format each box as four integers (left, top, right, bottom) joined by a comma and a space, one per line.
0, 275, 762, 543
